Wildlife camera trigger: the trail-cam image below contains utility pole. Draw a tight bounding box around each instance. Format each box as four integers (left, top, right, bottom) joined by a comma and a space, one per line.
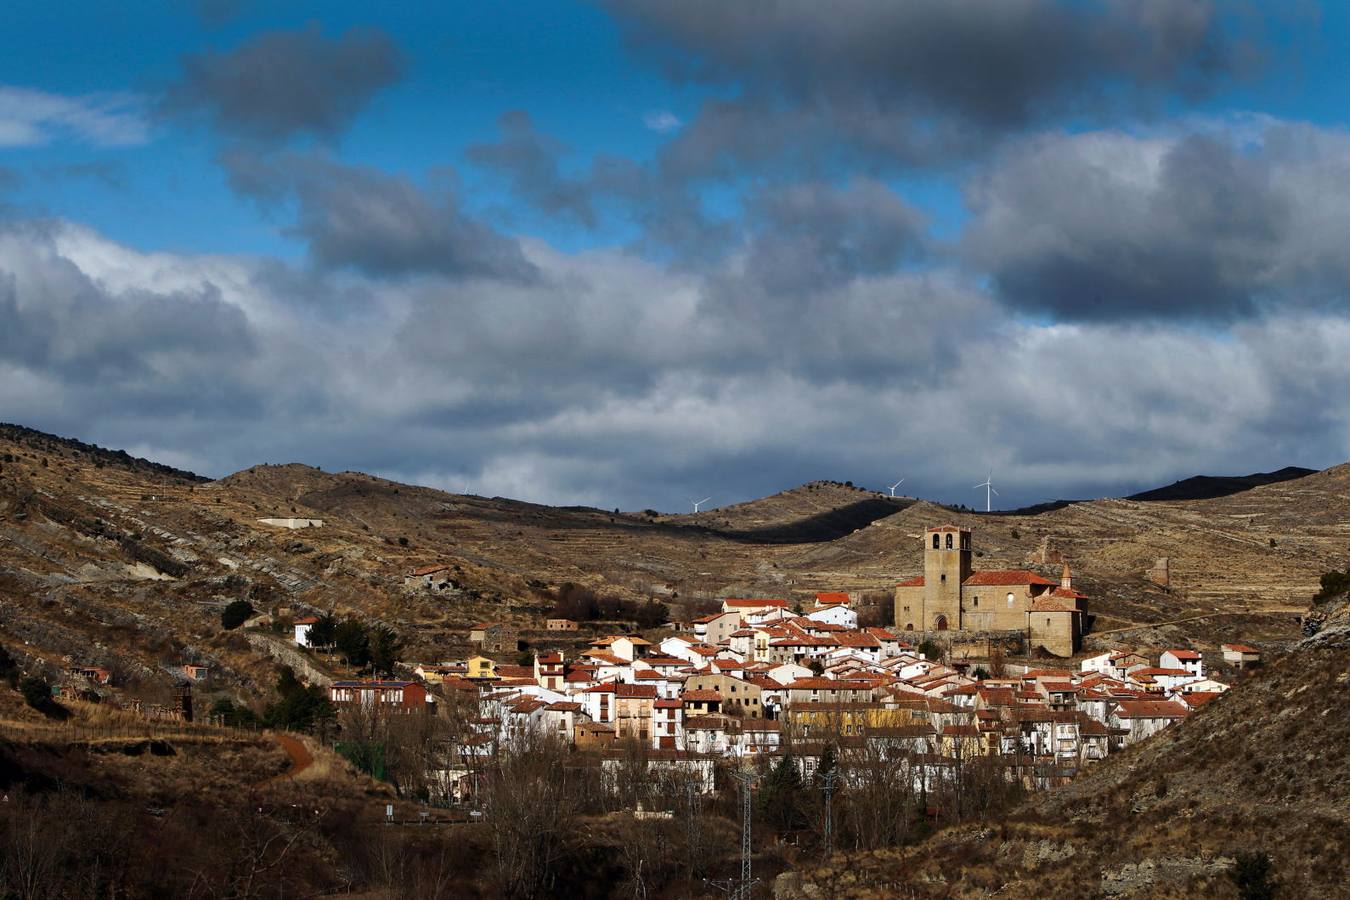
707, 769, 761, 900
819, 770, 839, 857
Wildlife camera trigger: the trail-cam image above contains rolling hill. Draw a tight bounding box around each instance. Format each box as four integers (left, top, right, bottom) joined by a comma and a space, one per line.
1, 423, 1347, 705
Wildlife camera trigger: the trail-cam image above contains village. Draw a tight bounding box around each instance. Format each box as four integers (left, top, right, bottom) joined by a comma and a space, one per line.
297, 526, 1262, 803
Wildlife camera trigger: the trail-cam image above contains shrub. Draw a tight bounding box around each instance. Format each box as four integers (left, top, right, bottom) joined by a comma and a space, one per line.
1314, 569, 1350, 603
917, 639, 944, 661
220, 599, 254, 630
1230, 851, 1277, 900
0, 643, 17, 688
20, 676, 52, 710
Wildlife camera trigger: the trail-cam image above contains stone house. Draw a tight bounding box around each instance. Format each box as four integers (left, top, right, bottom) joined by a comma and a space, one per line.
469, 622, 518, 654
1221, 643, 1261, 668
685, 672, 765, 719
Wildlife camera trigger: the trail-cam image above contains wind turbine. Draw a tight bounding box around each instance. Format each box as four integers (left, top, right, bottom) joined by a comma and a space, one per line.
692, 497, 712, 513
887, 479, 905, 497
973, 472, 998, 512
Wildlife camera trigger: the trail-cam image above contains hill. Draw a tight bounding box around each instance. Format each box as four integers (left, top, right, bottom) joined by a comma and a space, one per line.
658, 480, 916, 543
1, 421, 1348, 704
1126, 466, 1317, 502
778, 600, 1350, 898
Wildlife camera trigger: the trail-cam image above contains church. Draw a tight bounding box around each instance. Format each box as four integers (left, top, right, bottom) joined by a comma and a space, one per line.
893, 525, 1086, 657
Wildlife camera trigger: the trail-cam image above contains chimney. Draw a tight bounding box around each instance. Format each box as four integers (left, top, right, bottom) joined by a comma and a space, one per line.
1061, 563, 1072, 590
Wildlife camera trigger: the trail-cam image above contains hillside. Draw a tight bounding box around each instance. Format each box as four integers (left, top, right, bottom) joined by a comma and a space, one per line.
1, 423, 1347, 703
1126, 466, 1317, 502
777, 605, 1350, 898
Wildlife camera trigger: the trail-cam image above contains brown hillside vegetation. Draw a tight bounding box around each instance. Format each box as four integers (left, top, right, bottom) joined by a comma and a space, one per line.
776, 619, 1350, 899
0, 423, 1346, 698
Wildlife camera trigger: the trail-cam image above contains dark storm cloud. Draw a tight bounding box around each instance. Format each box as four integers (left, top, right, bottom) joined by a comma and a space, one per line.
605, 0, 1254, 176
222, 149, 537, 281
466, 110, 597, 227
169, 25, 404, 141
740, 179, 928, 295
963, 125, 1350, 321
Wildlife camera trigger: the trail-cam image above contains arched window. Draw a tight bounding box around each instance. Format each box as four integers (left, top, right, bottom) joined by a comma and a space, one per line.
932, 534, 940, 549
905, 623, 914, 631
945, 533, 953, 549
1007, 592, 1015, 607
935, 614, 949, 631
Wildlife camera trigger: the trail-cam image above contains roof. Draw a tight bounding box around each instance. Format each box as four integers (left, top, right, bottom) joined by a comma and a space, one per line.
786, 678, 874, 690
964, 570, 1058, 587
815, 592, 851, 605
1029, 597, 1078, 612
926, 525, 966, 533
615, 684, 658, 699
1222, 643, 1260, 654
332, 680, 417, 689
681, 689, 722, 702
293, 616, 319, 625
1164, 649, 1203, 660
896, 576, 925, 587
1114, 700, 1190, 719
409, 564, 449, 576
724, 598, 789, 609
1182, 691, 1223, 708
654, 699, 683, 709
545, 701, 581, 712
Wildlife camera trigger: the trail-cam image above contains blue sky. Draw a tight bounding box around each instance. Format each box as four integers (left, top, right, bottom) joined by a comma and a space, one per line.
2, 2, 1349, 511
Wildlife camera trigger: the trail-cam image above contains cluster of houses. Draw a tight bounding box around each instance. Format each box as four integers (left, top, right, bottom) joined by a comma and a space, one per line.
323, 589, 1256, 793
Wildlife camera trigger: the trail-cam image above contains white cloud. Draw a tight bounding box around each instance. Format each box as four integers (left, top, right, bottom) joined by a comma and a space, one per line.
642, 109, 682, 134
0, 86, 149, 147
1, 215, 1347, 512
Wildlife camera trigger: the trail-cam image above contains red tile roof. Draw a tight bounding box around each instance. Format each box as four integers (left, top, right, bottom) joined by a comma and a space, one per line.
293, 616, 319, 625
654, 699, 682, 709
1222, 643, 1259, 654
1029, 597, 1078, 612
616, 684, 658, 699
724, 598, 790, 609
815, 592, 851, 605
964, 570, 1058, 587
1114, 700, 1189, 719
896, 576, 925, 587
681, 689, 722, 702
1164, 649, 1203, 660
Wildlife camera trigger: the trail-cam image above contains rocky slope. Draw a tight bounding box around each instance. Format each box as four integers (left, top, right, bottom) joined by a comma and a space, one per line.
776, 615, 1350, 898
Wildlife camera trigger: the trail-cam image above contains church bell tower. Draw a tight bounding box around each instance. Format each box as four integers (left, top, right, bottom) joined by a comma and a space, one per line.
922, 525, 972, 630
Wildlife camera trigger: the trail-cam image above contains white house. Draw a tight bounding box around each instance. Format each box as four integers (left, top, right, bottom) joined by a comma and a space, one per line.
1221, 643, 1262, 669
804, 604, 859, 629
1109, 699, 1189, 747
1160, 649, 1204, 679
294, 616, 319, 647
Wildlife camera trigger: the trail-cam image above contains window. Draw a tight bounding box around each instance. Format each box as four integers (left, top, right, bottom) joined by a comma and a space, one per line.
945, 533, 953, 549
932, 534, 940, 549
941, 574, 946, 582
973, 596, 979, 607
1007, 592, 1015, 607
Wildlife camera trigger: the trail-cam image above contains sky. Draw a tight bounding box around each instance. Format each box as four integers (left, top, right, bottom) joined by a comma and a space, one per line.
2, 0, 1349, 512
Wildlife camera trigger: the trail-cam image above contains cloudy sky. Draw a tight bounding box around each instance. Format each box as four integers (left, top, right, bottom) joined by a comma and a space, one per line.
2, 1, 1348, 511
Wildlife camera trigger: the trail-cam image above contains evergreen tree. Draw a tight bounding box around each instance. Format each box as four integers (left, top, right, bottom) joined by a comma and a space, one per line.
369, 625, 403, 676
307, 611, 338, 648
334, 619, 371, 668
759, 753, 806, 831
